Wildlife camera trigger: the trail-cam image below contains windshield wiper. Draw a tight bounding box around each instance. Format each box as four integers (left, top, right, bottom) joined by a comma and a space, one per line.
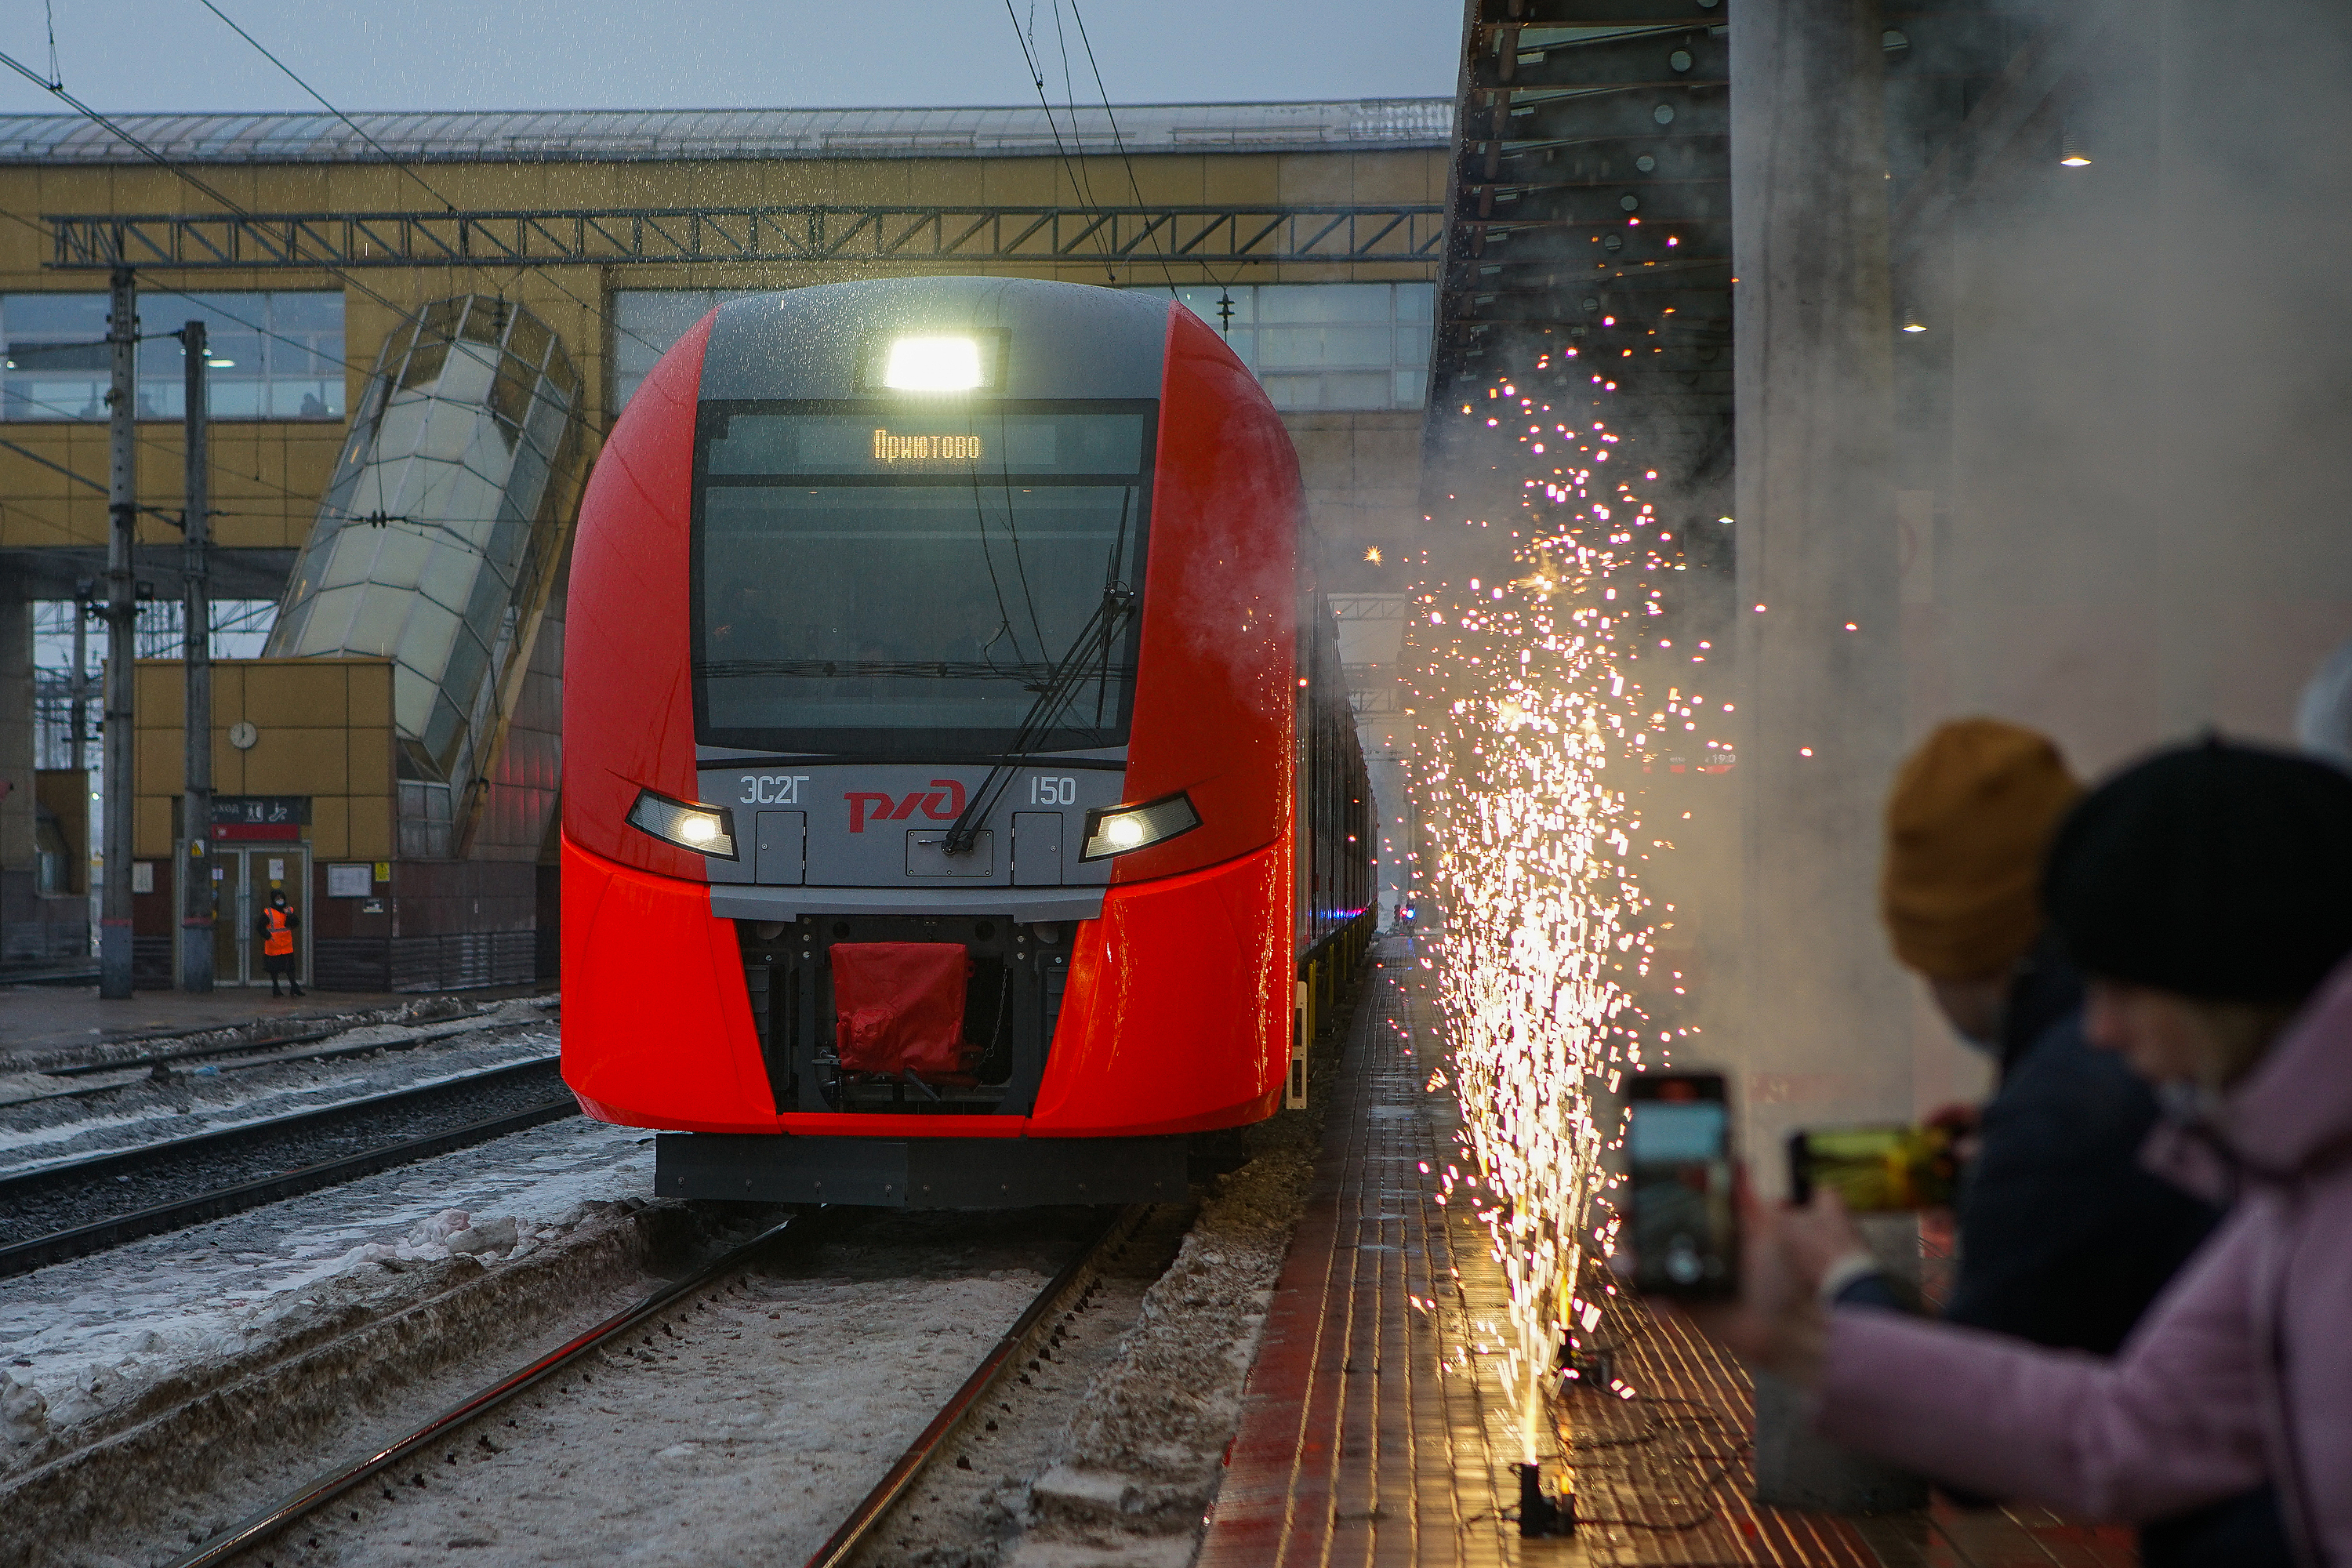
941, 586, 1134, 855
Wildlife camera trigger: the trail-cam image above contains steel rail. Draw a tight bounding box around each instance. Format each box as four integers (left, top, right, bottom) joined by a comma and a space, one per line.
150, 1202, 1145, 1566
802, 1203, 1147, 1568
0, 1059, 575, 1278
0, 1097, 578, 1279
161, 1217, 805, 1568
39, 1025, 344, 1075
0, 1054, 563, 1193
9, 1017, 560, 1109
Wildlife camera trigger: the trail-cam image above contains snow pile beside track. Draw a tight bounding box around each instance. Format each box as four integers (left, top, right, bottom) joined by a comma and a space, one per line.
0, 1198, 721, 1568
1003, 986, 1357, 1565
1024, 1147, 1309, 1537
0, 1117, 652, 1469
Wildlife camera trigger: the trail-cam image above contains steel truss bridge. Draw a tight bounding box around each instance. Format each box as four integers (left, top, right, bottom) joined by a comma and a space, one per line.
43, 203, 1446, 271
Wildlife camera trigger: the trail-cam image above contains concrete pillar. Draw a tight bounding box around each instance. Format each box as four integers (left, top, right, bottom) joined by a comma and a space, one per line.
1731, 0, 1911, 1170
1732, 0, 1926, 1516
0, 586, 32, 967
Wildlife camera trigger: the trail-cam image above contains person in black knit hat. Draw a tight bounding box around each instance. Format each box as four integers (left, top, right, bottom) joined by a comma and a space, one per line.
2046, 738, 2352, 1022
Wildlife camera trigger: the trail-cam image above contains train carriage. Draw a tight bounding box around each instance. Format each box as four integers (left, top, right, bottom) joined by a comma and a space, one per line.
559, 276, 1371, 1207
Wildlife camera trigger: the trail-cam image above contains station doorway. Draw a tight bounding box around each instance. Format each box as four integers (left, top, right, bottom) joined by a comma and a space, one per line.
190, 844, 313, 989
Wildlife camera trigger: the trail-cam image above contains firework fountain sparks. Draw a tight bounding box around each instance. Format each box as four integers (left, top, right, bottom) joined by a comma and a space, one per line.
1406, 362, 1722, 1461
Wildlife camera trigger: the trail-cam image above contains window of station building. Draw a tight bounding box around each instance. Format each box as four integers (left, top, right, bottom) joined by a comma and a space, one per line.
1134, 283, 1433, 412
612, 289, 736, 414
0, 291, 343, 422
612, 283, 1435, 415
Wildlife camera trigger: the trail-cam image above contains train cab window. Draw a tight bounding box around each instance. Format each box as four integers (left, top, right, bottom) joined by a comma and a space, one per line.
692, 404, 1153, 758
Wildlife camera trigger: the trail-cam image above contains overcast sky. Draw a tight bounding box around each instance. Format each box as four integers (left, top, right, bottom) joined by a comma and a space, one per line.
0, 1, 1458, 116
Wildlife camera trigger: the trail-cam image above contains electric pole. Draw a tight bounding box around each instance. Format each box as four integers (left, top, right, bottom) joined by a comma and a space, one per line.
181, 320, 213, 993
70, 579, 89, 770
99, 266, 136, 1000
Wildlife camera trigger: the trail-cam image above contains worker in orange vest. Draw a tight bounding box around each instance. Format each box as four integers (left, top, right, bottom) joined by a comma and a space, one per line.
256, 887, 303, 997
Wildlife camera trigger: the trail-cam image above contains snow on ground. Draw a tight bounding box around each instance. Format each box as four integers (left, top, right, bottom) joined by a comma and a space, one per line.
0, 1006, 561, 1178
0, 1116, 653, 1432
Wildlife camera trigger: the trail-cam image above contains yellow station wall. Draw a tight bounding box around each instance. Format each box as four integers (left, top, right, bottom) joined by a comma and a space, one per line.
0, 146, 1444, 561
130, 657, 395, 862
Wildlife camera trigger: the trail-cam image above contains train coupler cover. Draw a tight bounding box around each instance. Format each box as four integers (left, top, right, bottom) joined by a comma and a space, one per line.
832, 941, 979, 1084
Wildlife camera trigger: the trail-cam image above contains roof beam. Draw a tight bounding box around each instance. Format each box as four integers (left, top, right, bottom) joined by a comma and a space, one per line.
41, 203, 1446, 270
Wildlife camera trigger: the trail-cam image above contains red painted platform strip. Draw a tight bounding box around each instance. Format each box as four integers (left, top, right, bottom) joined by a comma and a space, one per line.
1199, 936, 2143, 1568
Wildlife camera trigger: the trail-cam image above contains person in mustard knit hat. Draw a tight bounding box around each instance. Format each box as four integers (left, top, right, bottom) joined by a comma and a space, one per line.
1879, 717, 2083, 1059
1849, 720, 2287, 1565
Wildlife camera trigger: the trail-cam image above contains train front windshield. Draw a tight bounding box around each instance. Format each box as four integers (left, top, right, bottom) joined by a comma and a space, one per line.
692, 404, 1154, 757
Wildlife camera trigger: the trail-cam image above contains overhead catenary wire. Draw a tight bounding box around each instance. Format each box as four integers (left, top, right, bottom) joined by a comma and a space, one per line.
0, 201, 634, 587
190, 0, 670, 363
999, 0, 1119, 282
0, 298, 573, 552
0, 434, 188, 527
1065, 0, 1185, 297
1047, 2, 1116, 267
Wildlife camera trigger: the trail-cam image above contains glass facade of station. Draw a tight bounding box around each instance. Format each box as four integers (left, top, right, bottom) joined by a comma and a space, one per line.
611, 282, 1433, 414
1130, 284, 1432, 412
266, 295, 581, 848
0, 289, 343, 421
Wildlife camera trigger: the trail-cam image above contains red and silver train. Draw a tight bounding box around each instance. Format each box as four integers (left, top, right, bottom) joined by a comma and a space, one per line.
560, 277, 1372, 1206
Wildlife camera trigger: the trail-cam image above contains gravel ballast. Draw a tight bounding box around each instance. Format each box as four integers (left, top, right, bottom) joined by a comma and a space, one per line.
254, 1207, 1109, 1568
0, 1116, 659, 1468
0, 957, 1374, 1567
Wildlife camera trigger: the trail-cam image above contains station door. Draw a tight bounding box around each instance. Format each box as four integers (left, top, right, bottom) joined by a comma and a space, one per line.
198, 844, 313, 988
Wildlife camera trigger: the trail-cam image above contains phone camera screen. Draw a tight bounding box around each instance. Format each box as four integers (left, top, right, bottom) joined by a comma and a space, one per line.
1627, 1097, 1734, 1297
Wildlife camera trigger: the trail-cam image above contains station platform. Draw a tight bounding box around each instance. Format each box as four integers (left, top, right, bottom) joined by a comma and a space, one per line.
1200, 937, 2139, 1568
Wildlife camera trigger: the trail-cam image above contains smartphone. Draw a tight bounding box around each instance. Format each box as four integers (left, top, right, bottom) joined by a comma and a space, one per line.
1786, 1124, 1958, 1211
1622, 1072, 1737, 1300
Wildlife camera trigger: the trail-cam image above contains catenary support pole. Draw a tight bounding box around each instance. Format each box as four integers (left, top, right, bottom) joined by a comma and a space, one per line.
180, 320, 212, 993
98, 267, 137, 1000
70, 579, 89, 769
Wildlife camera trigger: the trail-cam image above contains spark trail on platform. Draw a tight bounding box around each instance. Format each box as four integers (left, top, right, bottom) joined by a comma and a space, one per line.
1404, 356, 1722, 1454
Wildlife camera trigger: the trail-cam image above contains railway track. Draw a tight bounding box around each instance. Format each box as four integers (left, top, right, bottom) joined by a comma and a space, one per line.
0, 1056, 578, 1279
5, 1007, 557, 1110
162, 1203, 1143, 1568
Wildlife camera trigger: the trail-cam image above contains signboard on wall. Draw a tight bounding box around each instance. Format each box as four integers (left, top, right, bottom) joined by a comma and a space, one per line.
212, 796, 310, 842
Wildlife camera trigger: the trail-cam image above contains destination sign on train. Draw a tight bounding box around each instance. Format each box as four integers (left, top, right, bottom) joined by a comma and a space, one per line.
871, 429, 985, 463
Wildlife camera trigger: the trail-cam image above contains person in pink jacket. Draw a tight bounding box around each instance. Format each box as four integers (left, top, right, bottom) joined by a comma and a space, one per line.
1687, 741, 2352, 1565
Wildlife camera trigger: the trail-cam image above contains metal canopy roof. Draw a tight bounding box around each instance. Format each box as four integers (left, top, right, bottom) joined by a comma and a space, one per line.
1420, 0, 2051, 486
1423, 4, 1736, 480
0, 100, 1452, 166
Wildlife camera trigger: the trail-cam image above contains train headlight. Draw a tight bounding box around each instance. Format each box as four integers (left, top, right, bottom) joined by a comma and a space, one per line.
626, 788, 738, 859
883, 336, 983, 392
1080, 792, 1201, 862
